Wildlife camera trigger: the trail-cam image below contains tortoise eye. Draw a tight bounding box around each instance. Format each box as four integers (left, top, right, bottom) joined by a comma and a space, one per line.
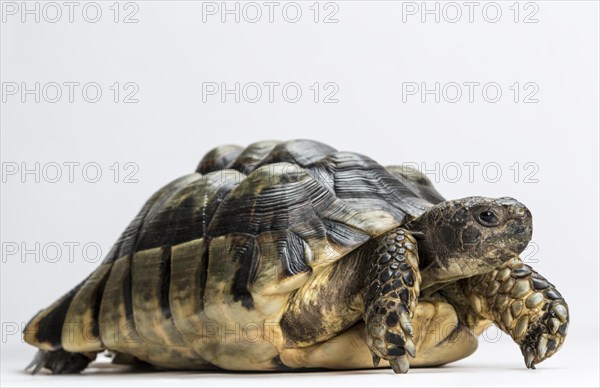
477, 210, 500, 226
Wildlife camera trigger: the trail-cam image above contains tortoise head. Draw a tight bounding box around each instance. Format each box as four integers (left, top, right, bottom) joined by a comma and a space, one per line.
406, 196, 532, 288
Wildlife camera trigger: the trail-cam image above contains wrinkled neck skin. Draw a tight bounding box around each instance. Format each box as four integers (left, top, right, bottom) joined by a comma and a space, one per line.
405, 219, 477, 293
419, 248, 491, 297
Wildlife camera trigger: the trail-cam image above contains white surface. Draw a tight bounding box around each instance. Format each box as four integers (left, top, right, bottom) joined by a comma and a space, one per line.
1, 0, 599, 387
2, 335, 599, 387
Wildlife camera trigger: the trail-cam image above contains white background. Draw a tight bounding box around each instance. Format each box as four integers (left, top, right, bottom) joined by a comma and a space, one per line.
1, 1, 598, 386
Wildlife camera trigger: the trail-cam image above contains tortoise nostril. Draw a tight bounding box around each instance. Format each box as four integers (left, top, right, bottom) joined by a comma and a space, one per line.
496, 198, 531, 220
509, 205, 530, 220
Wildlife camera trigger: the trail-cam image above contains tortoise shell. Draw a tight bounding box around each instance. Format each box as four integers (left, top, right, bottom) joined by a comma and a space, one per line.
24, 139, 448, 370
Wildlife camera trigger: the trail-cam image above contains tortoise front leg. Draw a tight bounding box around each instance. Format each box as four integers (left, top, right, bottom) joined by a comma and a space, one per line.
364, 227, 421, 374
466, 257, 569, 368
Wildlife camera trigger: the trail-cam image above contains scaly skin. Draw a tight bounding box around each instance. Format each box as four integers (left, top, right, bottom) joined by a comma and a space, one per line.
25, 349, 95, 375
465, 257, 569, 368
364, 228, 421, 374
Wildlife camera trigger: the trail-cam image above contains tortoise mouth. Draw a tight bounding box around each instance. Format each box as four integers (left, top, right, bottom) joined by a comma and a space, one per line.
485, 222, 532, 260
485, 247, 522, 262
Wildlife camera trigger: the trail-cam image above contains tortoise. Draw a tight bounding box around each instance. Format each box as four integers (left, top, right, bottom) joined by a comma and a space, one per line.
23, 139, 569, 375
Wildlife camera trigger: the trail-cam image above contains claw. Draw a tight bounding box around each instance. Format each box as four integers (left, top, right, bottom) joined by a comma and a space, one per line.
390, 356, 410, 374
372, 354, 381, 368
400, 315, 414, 337
52, 357, 67, 374
536, 335, 548, 360
404, 338, 416, 358
523, 347, 536, 369
25, 350, 47, 375
548, 318, 561, 334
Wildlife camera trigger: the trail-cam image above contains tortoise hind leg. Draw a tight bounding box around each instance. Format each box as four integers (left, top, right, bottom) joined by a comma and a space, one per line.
26, 349, 96, 375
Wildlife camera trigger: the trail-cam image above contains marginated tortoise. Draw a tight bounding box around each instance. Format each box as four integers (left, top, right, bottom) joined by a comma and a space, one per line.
23, 139, 569, 374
